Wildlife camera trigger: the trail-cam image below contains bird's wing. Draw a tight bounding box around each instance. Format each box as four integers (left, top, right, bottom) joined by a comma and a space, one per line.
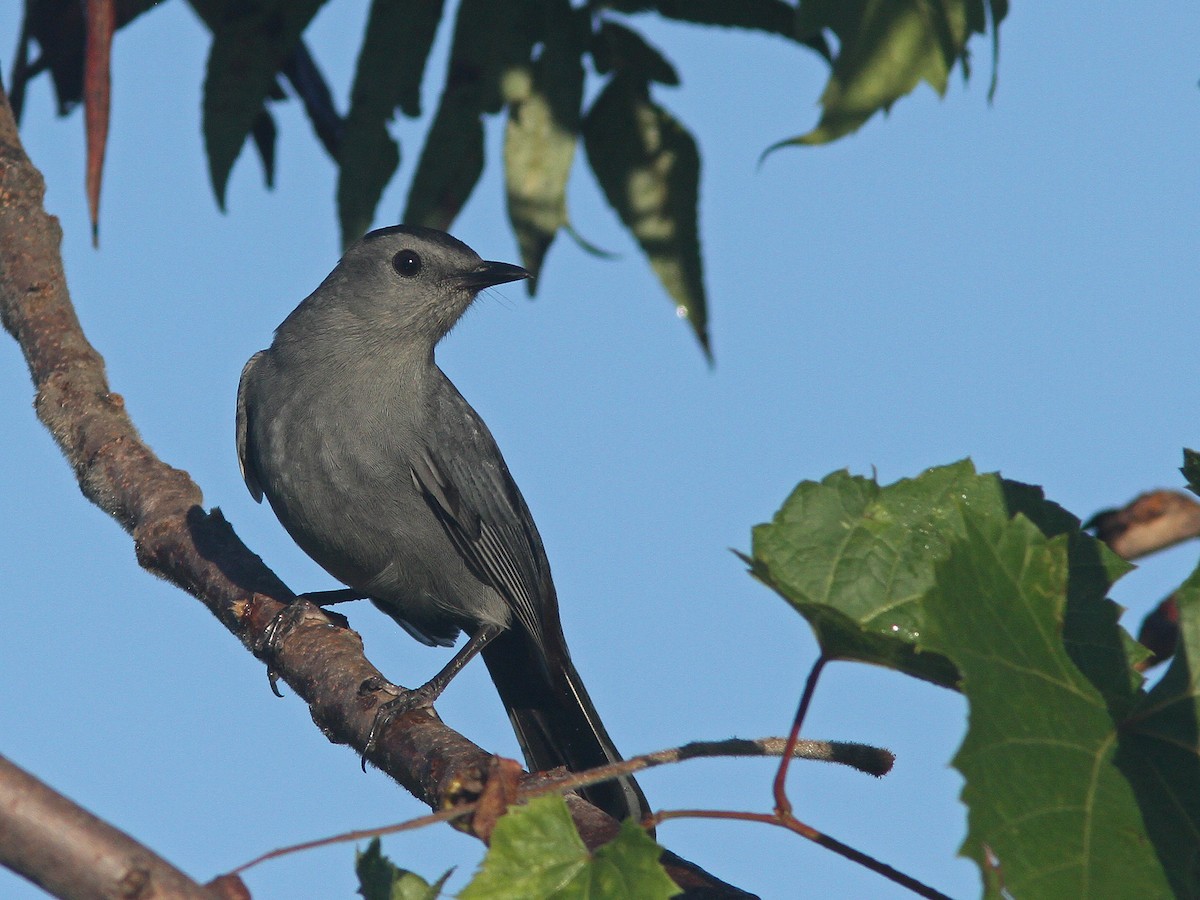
409, 441, 549, 644
236, 351, 266, 502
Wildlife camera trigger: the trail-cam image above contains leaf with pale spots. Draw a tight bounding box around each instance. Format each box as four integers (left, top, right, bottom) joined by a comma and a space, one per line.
749, 459, 1131, 688
504, 0, 585, 289
583, 74, 708, 358
768, 0, 1007, 151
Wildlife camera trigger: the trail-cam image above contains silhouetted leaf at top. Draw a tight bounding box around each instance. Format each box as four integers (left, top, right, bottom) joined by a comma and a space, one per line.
590, 21, 680, 86
402, 97, 484, 232
921, 515, 1171, 897
459, 795, 677, 899
249, 108, 277, 189
201, 0, 328, 209
768, 0, 1006, 151
504, 0, 585, 289
403, 0, 536, 231
280, 42, 342, 160
338, 0, 445, 246
601, 0, 794, 38
583, 74, 708, 358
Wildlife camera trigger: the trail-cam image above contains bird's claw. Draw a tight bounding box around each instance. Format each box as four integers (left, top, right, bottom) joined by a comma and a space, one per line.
360, 682, 439, 772
259, 597, 350, 697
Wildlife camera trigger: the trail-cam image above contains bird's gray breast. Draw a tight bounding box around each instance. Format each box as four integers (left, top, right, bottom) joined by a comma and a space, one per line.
242, 350, 508, 638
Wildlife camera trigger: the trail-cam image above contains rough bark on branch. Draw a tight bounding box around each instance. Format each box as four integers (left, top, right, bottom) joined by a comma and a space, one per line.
0, 86, 746, 898
0, 753, 238, 900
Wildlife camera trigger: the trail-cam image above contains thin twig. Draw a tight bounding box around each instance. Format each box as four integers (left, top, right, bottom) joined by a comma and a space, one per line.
232, 730, 896, 874
773, 653, 829, 816
652, 808, 952, 900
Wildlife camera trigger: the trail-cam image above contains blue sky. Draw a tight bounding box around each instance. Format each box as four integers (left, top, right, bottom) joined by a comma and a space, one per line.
2, 3, 1198, 898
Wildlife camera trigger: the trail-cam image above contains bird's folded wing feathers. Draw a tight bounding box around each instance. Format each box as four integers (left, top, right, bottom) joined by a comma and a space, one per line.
236, 351, 266, 502
409, 444, 547, 643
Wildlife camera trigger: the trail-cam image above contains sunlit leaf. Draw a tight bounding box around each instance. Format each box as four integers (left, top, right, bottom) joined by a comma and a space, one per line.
922, 516, 1171, 897
459, 795, 677, 899
583, 75, 708, 357
749, 460, 1132, 688
338, 0, 444, 246
504, 0, 585, 288
769, 0, 1004, 150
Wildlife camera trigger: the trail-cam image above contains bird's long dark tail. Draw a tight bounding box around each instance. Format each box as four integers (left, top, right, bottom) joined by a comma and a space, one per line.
481, 627, 651, 829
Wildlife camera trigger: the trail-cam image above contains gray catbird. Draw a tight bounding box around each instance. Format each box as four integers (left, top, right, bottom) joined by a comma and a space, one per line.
236, 225, 649, 825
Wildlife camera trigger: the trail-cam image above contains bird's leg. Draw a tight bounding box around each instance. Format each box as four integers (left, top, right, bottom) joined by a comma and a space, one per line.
262, 589, 368, 696
361, 623, 504, 770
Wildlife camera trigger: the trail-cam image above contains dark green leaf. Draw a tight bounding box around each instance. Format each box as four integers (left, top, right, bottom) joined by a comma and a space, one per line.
1115, 570, 1200, 899
590, 21, 680, 86
504, 0, 585, 288
600, 0, 795, 39
355, 838, 451, 900
749, 460, 1132, 688
403, 0, 536, 230
339, 0, 444, 244
921, 516, 1170, 897
280, 42, 342, 160
1182, 448, 1200, 497
583, 75, 708, 357
201, 0, 328, 209
985, 0, 1009, 100
446, 0, 537, 115
249, 108, 277, 189
459, 795, 677, 899
402, 95, 484, 231
771, 0, 1002, 150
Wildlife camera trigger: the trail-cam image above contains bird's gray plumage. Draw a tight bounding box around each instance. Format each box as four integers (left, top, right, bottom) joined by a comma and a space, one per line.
237, 225, 648, 824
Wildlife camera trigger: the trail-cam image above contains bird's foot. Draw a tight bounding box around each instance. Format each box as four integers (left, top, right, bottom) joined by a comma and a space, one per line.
260, 592, 358, 697
359, 678, 443, 772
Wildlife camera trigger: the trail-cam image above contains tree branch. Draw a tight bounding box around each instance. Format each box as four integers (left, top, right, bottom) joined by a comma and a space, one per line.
0, 753, 236, 900
1087, 489, 1200, 561
1088, 488, 1200, 668
0, 86, 744, 896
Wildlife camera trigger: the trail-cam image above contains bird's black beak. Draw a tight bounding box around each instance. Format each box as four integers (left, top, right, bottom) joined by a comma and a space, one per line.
461, 260, 530, 290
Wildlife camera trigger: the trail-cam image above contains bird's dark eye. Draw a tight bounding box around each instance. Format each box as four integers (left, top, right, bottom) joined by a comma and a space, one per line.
392, 250, 422, 277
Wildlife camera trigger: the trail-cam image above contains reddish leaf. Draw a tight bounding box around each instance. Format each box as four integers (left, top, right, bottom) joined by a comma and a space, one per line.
83, 0, 115, 246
